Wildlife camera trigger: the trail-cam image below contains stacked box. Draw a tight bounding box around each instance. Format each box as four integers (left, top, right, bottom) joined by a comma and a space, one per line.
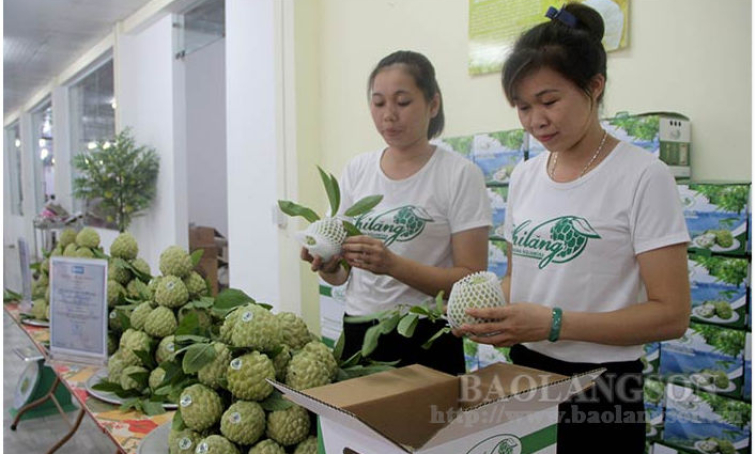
744, 334, 751, 401
643, 342, 661, 375
644, 379, 665, 441
319, 282, 346, 344
603, 112, 691, 178
688, 255, 748, 329
477, 344, 511, 368
663, 384, 751, 454
488, 240, 508, 280
660, 324, 745, 399
471, 130, 525, 185
487, 186, 508, 239
679, 183, 750, 256
437, 135, 474, 162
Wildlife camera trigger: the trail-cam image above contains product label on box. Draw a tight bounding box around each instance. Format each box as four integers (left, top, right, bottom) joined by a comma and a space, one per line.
679, 184, 749, 256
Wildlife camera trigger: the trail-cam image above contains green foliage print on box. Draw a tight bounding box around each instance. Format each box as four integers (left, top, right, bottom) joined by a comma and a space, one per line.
608, 113, 660, 142
440, 135, 474, 157
691, 184, 750, 215
691, 325, 746, 358
489, 129, 525, 151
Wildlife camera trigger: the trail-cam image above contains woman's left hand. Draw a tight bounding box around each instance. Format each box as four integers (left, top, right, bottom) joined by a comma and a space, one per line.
342, 235, 395, 275
457, 303, 553, 347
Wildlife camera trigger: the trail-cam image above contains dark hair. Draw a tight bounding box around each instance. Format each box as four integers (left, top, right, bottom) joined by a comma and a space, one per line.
502, 3, 607, 105
367, 50, 445, 139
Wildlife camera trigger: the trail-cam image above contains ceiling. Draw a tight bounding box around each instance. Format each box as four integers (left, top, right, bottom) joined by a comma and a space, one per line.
3, 0, 154, 118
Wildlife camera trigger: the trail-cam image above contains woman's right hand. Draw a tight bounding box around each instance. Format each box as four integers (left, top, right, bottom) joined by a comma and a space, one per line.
300, 247, 342, 274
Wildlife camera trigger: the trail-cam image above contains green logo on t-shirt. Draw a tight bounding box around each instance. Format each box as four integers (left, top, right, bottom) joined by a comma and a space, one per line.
355, 205, 434, 246
511, 216, 600, 268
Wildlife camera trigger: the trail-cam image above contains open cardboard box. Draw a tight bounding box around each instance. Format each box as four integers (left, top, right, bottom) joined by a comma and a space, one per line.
270, 363, 604, 454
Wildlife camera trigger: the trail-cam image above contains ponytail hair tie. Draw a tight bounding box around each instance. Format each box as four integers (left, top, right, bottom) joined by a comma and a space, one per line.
545, 5, 578, 28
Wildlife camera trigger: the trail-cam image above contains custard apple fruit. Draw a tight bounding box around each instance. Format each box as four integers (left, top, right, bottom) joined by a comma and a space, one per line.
169, 429, 202, 454
198, 343, 232, 390
285, 349, 333, 391
220, 400, 266, 445
295, 217, 347, 262
159, 246, 194, 278
107, 351, 126, 383
276, 312, 311, 349
75, 227, 100, 248
230, 305, 282, 351
75, 247, 95, 258
59, 228, 77, 248
120, 365, 148, 391
183, 271, 207, 297
301, 341, 338, 380
63, 243, 78, 257
248, 439, 286, 454
156, 335, 176, 363
109, 262, 132, 285
130, 301, 154, 330
119, 328, 152, 366
149, 366, 166, 391
266, 405, 311, 446
130, 257, 152, 278
155, 276, 189, 308
226, 352, 276, 401
179, 384, 223, 432
31, 298, 48, 321
446, 271, 505, 330
219, 308, 243, 344
148, 276, 163, 296
194, 435, 240, 454
107, 280, 126, 308
293, 436, 318, 454
271, 345, 292, 381
110, 232, 138, 260
126, 279, 150, 299
144, 306, 178, 338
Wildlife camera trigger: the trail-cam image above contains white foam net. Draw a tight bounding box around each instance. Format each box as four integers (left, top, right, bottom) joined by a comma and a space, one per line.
446, 271, 505, 329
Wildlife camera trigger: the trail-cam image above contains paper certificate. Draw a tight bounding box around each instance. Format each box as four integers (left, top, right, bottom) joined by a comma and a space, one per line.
49, 256, 108, 363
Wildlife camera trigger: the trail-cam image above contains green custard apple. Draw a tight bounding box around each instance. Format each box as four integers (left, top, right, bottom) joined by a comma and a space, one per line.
248, 439, 286, 454
58, 228, 78, 248
230, 304, 282, 351
31, 298, 48, 321
130, 301, 155, 330
75, 227, 100, 248
144, 306, 178, 338
159, 246, 194, 278
155, 276, 189, 308
168, 429, 202, 454
126, 279, 150, 299
276, 312, 312, 349
285, 349, 332, 391
271, 345, 291, 381
155, 335, 176, 363
148, 366, 166, 391
63, 243, 79, 257
198, 342, 232, 390
219, 308, 243, 344
713, 301, 733, 320
110, 232, 139, 260
107, 280, 126, 308
179, 384, 223, 432
119, 328, 152, 366
194, 435, 240, 454
301, 341, 338, 380
226, 352, 276, 401
107, 351, 126, 383
293, 436, 318, 454
266, 405, 311, 446
75, 247, 95, 258
220, 400, 266, 445
130, 257, 152, 278
120, 365, 148, 391
109, 263, 132, 285
183, 271, 207, 297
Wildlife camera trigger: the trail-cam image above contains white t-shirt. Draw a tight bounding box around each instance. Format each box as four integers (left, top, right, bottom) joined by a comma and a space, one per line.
503, 141, 690, 363
339, 146, 492, 316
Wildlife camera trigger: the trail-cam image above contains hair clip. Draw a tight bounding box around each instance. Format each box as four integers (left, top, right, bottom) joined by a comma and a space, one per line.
545, 5, 578, 28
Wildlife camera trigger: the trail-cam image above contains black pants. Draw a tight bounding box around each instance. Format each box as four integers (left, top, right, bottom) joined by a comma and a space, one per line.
510, 344, 646, 454
342, 314, 466, 376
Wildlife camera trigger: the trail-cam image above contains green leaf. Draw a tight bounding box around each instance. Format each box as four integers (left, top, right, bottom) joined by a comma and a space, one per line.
172, 407, 186, 431
91, 380, 126, 393
422, 327, 451, 350
333, 332, 345, 362
435, 291, 445, 313
174, 334, 210, 344
182, 343, 217, 374
379, 314, 401, 335
318, 166, 340, 217
116, 310, 132, 331
190, 249, 204, 267
133, 349, 157, 369
343, 311, 390, 324
341, 220, 362, 237
361, 324, 382, 358
4, 288, 23, 302
344, 195, 383, 217
409, 306, 431, 316
397, 313, 419, 338
141, 400, 166, 416
260, 390, 294, 411
214, 288, 255, 312
339, 351, 363, 369
278, 200, 320, 223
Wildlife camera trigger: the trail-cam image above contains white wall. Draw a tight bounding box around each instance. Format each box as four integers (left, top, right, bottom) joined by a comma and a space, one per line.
185, 38, 228, 237
116, 14, 188, 270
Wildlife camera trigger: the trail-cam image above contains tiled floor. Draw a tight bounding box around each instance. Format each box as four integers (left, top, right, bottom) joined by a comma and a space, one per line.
4, 312, 117, 453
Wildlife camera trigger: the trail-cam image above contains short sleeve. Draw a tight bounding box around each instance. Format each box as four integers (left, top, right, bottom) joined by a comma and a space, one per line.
448, 162, 492, 234
630, 161, 690, 254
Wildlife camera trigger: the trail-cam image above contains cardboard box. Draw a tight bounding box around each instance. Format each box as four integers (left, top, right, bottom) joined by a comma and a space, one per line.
679, 183, 750, 256
488, 240, 509, 280
477, 344, 511, 369
437, 135, 474, 162
744, 333, 751, 401
319, 281, 346, 344
643, 342, 661, 375
462, 338, 479, 373
188, 225, 227, 295
603, 112, 691, 178
688, 255, 748, 328
663, 384, 751, 454
660, 324, 745, 399
472, 130, 526, 185
271, 363, 602, 454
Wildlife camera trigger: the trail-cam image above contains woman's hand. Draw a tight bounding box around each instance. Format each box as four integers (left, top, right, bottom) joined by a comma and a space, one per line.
300, 247, 341, 274
342, 235, 395, 275
456, 303, 553, 347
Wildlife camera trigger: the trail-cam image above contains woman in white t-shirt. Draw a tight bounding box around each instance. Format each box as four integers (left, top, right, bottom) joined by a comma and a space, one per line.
456, 4, 690, 453
302, 50, 491, 375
